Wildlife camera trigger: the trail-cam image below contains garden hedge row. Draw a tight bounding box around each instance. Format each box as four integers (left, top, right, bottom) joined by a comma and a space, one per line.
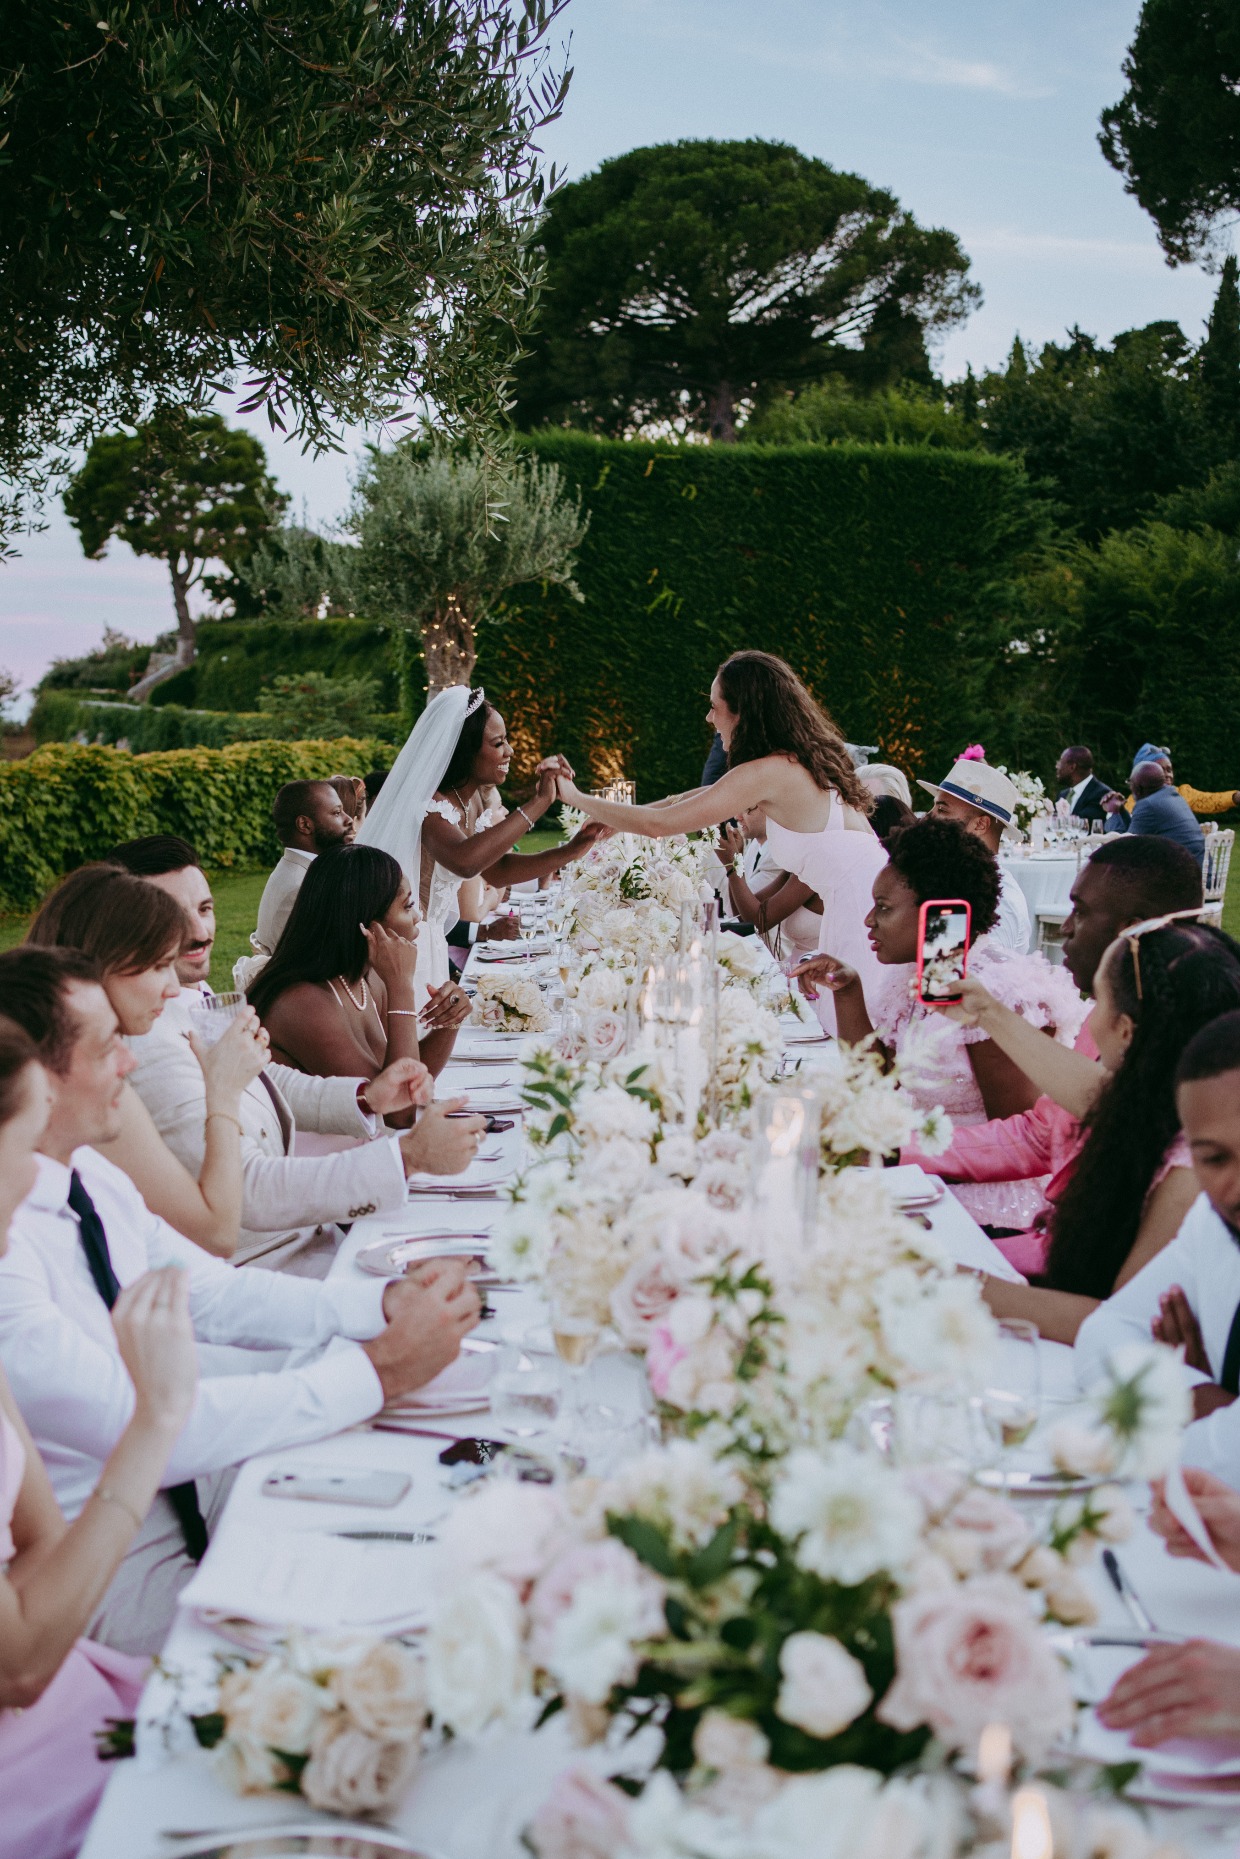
180, 436, 1044, 795
30, 691, 403, 753
0, 738, 388, 914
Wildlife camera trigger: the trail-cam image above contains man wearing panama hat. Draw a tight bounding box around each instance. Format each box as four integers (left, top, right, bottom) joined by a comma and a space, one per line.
917, 755, 1032, 952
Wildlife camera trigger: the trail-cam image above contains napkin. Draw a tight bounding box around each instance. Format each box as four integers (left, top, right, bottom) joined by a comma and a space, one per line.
178, 1522, 428, 1631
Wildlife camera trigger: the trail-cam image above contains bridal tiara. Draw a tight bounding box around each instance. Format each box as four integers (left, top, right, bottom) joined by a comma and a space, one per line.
465, 686, 486, 717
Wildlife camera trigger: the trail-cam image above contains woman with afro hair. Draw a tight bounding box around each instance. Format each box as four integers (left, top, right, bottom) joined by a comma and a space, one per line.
795, 816, 1087, 1232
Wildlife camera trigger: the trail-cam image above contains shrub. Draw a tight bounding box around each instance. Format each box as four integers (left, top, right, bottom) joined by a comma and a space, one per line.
256, 670, 381, 738
0, 738, 391, 914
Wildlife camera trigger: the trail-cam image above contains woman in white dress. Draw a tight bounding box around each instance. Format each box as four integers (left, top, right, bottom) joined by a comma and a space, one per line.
358, 687, 605, 1029
555, 652, 887, 1032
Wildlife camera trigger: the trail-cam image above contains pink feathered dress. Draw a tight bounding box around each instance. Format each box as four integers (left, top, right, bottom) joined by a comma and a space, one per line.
869, 938, 1090, 1232
0, 1409, 148, 1859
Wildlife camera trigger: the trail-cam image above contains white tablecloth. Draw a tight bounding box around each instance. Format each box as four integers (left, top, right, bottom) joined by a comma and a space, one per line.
1001, 853, 1080, 950
79, 973, 1239, 1857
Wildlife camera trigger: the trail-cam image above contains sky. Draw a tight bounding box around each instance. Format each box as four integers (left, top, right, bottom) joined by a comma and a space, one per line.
0, 0, 1224, 709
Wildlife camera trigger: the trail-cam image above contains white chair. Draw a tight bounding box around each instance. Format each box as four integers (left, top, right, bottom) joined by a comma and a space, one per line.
1203, 828, 1234, 929
1036, 909, 1070, 964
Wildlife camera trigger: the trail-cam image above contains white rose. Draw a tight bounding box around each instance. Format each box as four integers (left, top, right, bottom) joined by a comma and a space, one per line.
775, 1632, 873, 1739
300, 1714, 420, 1816
333, 1641, 427, 1741
233, 1659, 328, 1756
693, 1708, 770, 1770
435, 1478, 567, 1590
546, 1560, 666, 1703
1049, 1421, 1119, 1479
425, 1572, 525, 1736
601, 1440, 744, 1551
214, 1731, 285, 1796
583, 1010, 626, 1059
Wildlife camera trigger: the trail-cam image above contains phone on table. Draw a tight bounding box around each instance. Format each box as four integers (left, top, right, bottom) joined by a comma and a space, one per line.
438, 1436, 560, 1487
915, 899, 973, 1004
261, 1466, 412, 1509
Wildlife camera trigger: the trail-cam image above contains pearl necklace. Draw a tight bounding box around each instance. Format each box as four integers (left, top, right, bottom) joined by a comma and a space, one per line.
335, 974, 370, 1013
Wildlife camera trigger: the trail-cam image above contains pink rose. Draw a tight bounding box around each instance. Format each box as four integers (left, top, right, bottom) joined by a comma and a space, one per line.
529, 1537, 658, 1667
646, 1323, 686, 1400
878, 1574, 1073, 1762
583, 1011, 626, 1060
610, 1255, 682, 1347
528, 1767, 632, 1859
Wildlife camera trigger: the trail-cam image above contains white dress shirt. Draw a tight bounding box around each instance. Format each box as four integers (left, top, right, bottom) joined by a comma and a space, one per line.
0, 1148, 388, 1518
255, 847, 315, 954
1066, 775, 1092, 814
992, 867, 1033, 953
126, 997, 406, 1262
1075, 1192, 1240, 1488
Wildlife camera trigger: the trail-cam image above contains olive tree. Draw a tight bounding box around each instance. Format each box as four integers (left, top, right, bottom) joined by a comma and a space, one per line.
348, 446, 588, 697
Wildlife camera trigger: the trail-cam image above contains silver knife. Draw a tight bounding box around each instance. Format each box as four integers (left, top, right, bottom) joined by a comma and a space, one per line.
1101, 1548, 1157, 1634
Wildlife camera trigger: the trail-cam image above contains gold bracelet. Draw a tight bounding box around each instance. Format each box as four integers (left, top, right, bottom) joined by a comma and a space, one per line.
95, 1484, 145, 1531
205, 1110, 243, 1134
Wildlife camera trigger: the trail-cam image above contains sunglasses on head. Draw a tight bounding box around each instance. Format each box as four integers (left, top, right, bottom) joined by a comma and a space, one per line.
1120, 906, 1212, 1001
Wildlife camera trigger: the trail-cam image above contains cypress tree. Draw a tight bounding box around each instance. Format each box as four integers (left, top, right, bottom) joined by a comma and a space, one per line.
1199, 255, 1240, 454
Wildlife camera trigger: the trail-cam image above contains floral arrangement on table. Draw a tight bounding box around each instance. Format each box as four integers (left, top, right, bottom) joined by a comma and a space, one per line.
471, 968, 554, 1033
802, 1038, 954, 1169
996, 764, 1051, 836
417, 1353, 1187, 1854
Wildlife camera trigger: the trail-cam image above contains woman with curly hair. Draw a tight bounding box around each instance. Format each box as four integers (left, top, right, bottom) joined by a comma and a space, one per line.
941, 918, 1240, 1341
795, 816, 1087, 1230
556, 651, 886, 1029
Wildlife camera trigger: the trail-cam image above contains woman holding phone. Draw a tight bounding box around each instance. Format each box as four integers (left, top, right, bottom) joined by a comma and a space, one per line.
793, 817, 1085, 1230
0, 1017, 199, 1859
555, 651, 885, 1032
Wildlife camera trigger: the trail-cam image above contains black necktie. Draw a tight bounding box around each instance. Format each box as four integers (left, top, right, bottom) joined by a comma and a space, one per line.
68, 1169, 208, 1562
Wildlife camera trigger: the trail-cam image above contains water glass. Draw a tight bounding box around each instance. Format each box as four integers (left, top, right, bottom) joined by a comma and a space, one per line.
893, 1390, 996, 1473
983, 1318, 1042, 1454
491, 1330, 562, 1440
187, 990, 247, 1048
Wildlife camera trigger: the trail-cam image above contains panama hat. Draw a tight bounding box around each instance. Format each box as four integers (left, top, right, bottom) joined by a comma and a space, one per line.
917, 758, 1019, 825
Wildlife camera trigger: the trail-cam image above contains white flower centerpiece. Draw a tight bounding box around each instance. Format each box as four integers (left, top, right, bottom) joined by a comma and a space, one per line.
471, 968, 554, 1034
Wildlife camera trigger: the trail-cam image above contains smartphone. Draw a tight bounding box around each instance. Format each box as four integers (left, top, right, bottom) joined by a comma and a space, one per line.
915, 899, 973, 1004
261, 1466, 412, 1509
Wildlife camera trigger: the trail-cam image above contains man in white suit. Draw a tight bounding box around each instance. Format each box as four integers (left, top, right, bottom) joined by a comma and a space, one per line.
110, 837, 480, 1269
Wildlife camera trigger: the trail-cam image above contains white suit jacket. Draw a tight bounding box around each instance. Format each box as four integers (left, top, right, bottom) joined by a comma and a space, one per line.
255, 847, 315, 954
126, 997, 406, 1264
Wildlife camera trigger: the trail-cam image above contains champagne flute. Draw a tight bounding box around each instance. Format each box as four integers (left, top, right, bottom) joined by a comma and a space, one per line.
551, 1308, 600, 1429
983, 1318, 1042, 1456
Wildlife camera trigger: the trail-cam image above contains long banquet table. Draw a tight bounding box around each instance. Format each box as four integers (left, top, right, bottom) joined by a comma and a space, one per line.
81, 985, 1240, 1857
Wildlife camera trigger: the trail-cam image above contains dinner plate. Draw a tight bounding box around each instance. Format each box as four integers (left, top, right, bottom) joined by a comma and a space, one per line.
385, 1392, 491, 1417
163, 1828, 437, 1857
355, 1238, 488, 1278
974, 1467, 1104, 1495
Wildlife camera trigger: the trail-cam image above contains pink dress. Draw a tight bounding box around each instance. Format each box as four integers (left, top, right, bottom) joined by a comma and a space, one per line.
0, 1409, 148, 1859
765, 795, 888, 1036
870, 938, 1090, 1231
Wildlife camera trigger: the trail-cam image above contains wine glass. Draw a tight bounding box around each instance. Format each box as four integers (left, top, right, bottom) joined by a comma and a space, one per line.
518, 893, 542, 947
551, 1308, 600, 1425
982, 1318, 1042, 1462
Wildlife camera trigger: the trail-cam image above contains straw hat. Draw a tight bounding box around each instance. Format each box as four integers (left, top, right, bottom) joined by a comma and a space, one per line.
917, 758, 1019, 825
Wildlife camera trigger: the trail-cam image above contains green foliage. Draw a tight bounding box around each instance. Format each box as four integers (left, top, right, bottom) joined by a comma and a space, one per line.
0, 738, 389, 914
64, 413, 283, 660
1027, 519, 1240, 786
256, 670, 381, 739
477, 432, 1048, 793
512, 139, 980, 440
28, 691, 403, 752
40, 627, 163, 696
215, 524, 358, 620
962, 323, 1217, 541
745, 379, 982, 449
1100, 0, 1240, 263
346, 443, 589, 696
1199, 256, 1240, 454
0, 1, 572, 536
185, 619, 401, 713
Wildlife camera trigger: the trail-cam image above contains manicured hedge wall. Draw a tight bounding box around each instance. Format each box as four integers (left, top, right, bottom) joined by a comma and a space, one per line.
0, 739, 387, 914
478, 434, 1042, 795
30, 692, 403, 753
160, 437, 1041, 795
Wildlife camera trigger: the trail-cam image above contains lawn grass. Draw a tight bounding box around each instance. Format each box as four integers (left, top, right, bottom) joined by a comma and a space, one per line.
0, 827, 569, 985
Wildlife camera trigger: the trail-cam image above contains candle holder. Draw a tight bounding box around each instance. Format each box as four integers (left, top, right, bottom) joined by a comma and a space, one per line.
749, 1083, 822, 1250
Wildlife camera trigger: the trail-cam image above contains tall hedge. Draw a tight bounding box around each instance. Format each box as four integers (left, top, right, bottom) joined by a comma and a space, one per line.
476, 435, 1044, 794
167, 618, 400, 712
0, 739, 386, 914
29, 691, 404, 754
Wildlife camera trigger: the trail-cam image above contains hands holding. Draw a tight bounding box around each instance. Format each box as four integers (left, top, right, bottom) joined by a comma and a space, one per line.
112, 1266, 198, 1437
398, 1098, 486, 1176
364, 1057, 433, 1118
1102, 791, 1127, 816
191, 1007, 269, 1106
1153, 1285, 1212, 1374
718, 820, 746, 867
364, 1258, 481, 1401
928, 973, 996, 1028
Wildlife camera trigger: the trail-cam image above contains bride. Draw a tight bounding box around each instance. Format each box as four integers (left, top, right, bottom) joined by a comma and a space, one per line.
555, 651, 887, 1031
358, 687, 606, 1030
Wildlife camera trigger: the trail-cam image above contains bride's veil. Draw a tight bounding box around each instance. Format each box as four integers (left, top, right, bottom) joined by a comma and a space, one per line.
356, 685, 472, 889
